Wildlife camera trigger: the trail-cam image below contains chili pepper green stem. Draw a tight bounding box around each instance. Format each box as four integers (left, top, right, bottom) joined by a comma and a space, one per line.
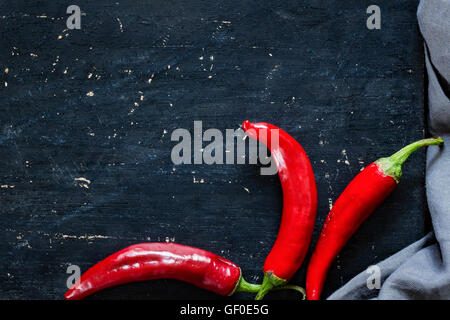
274, 284, 306, 300
255, 273, 287, 300
375, 137, 443, 183
390, 137, 443, 165
254, 273, 306, 300
234, 277, 261, 293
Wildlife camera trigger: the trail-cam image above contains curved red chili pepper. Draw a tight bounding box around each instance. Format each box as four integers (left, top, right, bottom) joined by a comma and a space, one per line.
306, 137, 444, 300
242, 120, 317, 300
65, 243, 260, 300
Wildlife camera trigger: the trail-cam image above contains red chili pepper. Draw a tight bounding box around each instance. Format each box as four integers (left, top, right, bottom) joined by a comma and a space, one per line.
306, 137, 444, 300
65, 242, 261, 300
242, 120, 317, 300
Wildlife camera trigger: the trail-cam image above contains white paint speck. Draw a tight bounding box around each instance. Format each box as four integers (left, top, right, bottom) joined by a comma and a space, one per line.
74, 177, 91, 184
116, 18, 124, 32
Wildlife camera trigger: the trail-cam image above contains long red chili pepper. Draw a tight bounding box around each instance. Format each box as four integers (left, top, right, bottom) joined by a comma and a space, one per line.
65, 242, 261, 300
242, 120, 317, 300
306, 137, 444, 300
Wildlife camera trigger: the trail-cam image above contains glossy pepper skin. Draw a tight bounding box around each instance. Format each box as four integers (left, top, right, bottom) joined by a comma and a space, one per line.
306, 137, 444, 300
65, 243, 260, 300
242, 121, 317, 300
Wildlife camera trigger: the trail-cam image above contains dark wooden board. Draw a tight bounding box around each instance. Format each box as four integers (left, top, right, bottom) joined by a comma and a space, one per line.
0, 0, 425, 299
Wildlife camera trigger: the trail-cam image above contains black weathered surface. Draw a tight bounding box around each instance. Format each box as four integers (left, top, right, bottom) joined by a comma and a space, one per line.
0, 1, 425, 299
